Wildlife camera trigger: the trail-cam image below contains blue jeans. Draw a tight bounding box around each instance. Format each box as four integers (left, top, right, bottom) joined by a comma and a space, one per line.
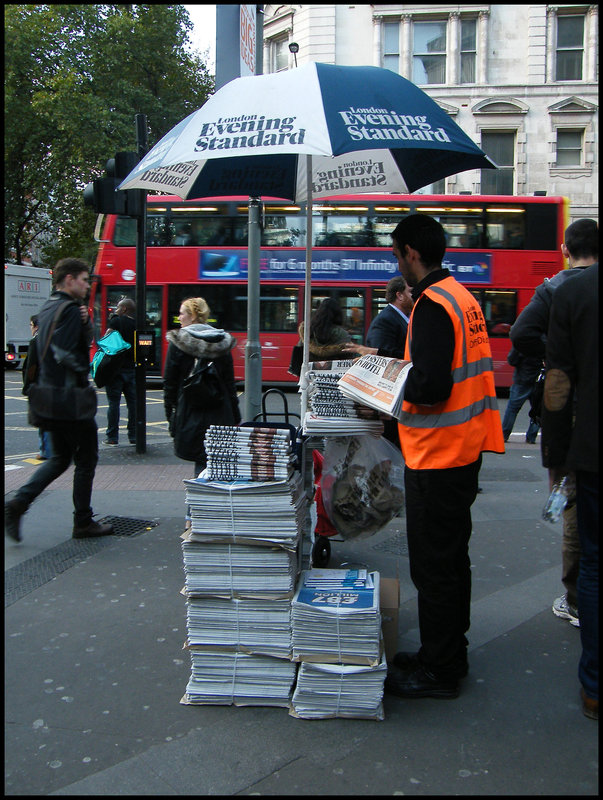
38, 429, 53, 458
15, 420, 99, 528
501, 379, 540, 442
576, 470, 598, 701
105, 369, 136, 443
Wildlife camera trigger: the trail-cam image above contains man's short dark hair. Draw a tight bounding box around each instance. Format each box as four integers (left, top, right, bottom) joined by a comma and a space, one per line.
385, 275, 408, 303
53, 258, 90, 288
564, 218, 598, 260
118, 297, 136, 314
392, 214, 447, 268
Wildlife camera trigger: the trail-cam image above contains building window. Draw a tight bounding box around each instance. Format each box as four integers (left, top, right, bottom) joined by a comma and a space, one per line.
556, 129, 583, 166
556, 15, 584, 81
383, 21, 400, 73
481, 131, 515, 195
412, 20, 447, 84
269, 37, 289, 72
460, 18, 477, 84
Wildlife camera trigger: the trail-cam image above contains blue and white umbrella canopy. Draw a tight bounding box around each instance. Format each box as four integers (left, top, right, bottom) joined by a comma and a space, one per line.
119, 62, 495, 200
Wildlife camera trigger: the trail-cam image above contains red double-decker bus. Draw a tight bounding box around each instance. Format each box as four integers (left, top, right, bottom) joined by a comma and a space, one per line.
88, 193, 569, 388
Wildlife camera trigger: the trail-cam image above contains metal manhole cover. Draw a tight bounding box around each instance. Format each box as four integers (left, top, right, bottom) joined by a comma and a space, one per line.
98, 516, 158, 537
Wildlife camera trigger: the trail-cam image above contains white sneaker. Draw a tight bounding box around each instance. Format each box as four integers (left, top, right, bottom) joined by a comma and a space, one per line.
552, 594, 580, 627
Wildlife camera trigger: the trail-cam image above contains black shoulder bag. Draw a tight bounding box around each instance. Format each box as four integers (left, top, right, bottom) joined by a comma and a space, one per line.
27, 302, 98, 428
182, 358, 225, 410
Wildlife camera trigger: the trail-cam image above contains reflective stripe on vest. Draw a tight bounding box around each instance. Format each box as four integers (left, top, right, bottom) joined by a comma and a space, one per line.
399, 277, 504, 469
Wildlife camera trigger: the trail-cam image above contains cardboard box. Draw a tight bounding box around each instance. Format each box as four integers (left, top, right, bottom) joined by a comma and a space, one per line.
379, 577, 399, 663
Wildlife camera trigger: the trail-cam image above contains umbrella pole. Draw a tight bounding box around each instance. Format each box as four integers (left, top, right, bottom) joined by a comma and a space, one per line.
244, 196, 263, 423
300, 155, 313, 422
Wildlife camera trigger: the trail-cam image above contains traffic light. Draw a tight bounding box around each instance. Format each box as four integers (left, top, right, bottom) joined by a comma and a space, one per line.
83, 151, 141, 215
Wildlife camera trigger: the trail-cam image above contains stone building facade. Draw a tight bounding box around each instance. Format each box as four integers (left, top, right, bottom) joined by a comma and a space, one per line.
262, 4, 598, 222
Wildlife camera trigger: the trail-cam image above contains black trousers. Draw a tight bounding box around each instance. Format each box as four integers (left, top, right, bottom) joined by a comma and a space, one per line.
404, 455, 482, 679
15, 420, 99, 528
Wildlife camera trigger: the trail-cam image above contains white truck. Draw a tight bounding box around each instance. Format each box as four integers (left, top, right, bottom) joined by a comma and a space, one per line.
4, 263, 53, 369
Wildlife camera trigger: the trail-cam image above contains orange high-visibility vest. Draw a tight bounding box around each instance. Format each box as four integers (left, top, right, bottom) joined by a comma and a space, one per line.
398, 276, 504, 470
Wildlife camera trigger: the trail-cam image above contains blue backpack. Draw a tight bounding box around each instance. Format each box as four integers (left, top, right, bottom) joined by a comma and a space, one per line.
90, 330, 131, 388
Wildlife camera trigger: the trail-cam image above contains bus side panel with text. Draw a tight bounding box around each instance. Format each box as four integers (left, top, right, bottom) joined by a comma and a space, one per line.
89, 194, 569, 388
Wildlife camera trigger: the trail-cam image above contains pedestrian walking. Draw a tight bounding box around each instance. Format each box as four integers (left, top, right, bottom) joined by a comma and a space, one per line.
383, 214, 504, 700
501, 346, 542, 443
5, 258, 113, 542
163, 296, 241, 480
510, 218, 598, 627
22, 315, 53, 460
103, 297, 137, 446
541, 262, 599, 720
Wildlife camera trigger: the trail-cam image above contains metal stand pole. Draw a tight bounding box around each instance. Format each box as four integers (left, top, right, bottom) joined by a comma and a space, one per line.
134, 113, 148, 453
244, 196, 263, 422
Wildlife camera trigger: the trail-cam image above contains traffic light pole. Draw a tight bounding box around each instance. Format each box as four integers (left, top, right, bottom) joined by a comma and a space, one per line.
134, 114, 148, 454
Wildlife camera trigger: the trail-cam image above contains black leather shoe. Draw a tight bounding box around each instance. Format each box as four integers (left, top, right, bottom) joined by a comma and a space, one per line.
5, 499, 25, 542
73, 520, 114, 539
392, 650, 468, 679
384, 664, 459, 699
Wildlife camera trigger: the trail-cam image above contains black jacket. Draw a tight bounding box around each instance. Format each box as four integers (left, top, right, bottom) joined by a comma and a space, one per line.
541, 263, 598, 473
366, 303, 408, 358
510, 267, 588, 359
107, 313, 136, 369
36, 291, 93, 388
163, 324, 241, 464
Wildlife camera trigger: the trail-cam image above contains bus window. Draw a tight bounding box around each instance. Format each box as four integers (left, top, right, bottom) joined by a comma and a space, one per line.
167, 285, 299, 335
371, 288, 388, 321
312, 206, 373, 247
486, 209, 525, 249
309, 289, 366, 344
262, 213, 307, 247
114, 217, 137, 247
471, 289, 517, 337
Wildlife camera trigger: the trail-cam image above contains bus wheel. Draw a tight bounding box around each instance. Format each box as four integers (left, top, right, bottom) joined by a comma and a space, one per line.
312, 536, 331, 567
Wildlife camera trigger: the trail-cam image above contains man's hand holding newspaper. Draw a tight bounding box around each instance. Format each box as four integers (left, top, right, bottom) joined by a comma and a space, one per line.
338, 355, 412, 421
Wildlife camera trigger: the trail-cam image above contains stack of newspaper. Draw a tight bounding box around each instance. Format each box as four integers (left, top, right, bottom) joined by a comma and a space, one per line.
302, 360, 384, 436
185, 596, 293, 658
183, 471, 306, 548
291, 570, 382, 665
290, 651, 387, 720
182, 540, 299, 598
183, 650, 297, 707
204, 425, 295, 481
338, 355, 412, 420
289, 569, 386, 720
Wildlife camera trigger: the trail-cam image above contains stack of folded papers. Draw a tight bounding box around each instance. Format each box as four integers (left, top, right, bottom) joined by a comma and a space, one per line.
204, 425, 295, 481
291, 570, 382, 665
182, 650, 297, 707
290, 650, 387, 720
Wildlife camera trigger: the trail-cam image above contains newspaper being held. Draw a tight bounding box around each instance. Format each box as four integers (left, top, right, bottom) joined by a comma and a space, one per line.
338, 355, 412, 420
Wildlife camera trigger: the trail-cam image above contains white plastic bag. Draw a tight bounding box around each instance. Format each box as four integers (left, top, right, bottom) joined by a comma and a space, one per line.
321, 435, 405, 540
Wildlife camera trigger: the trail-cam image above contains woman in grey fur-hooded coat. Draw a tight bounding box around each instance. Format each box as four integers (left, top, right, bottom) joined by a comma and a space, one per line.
163, 299, 241, 474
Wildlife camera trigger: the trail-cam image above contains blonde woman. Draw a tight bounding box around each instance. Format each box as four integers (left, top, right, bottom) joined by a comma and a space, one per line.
163, 297, 241, 477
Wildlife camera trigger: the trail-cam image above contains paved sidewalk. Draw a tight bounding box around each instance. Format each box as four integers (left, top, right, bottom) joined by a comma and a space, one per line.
4, 437, 598, 796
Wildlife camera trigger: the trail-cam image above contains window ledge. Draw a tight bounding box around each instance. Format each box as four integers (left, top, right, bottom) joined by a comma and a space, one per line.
549, 166, 592, 178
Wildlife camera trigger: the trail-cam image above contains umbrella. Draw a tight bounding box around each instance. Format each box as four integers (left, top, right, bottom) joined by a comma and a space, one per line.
119, 62, 496, 414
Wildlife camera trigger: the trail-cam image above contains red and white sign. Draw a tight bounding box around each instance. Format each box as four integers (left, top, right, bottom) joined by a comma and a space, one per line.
239, 4, 255, 77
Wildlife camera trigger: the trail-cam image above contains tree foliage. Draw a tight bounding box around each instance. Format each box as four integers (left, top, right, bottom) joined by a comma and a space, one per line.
4, 4, 214, 266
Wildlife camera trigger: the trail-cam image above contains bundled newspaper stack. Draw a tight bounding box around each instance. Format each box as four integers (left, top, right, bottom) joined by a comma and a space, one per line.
338, 355, 412, 420
181, 427, 308, 708
302, 360, 384, 436
183, 471, 306, 548
184, 651, 297, 707
204, 425, 296, 481
290, 569, 386, 720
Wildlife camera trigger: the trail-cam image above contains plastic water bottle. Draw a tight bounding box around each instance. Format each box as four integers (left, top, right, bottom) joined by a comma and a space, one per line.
542, 476, 569, 523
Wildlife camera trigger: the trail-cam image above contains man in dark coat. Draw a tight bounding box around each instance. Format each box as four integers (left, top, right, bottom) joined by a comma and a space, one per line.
541, 263, 599, 720
5, 258, 113, 542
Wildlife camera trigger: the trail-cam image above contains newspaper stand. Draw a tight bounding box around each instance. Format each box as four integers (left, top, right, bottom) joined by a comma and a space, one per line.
243, 389, 332, 568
